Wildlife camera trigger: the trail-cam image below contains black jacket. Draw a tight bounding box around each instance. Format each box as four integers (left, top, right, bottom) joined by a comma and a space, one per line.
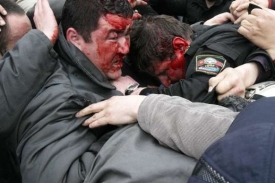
147, 0, 275, 24
140, 23, 274, 103
0, 30, 57, 183
148, 0, 233, 24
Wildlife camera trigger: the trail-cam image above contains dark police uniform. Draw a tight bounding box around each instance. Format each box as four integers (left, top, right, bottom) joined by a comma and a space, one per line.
140, 23, 275, 103
146, 0, 275, 24
147, 0, 232, 24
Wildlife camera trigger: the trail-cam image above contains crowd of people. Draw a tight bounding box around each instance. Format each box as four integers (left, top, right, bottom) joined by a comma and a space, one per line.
1, 0, 275, 182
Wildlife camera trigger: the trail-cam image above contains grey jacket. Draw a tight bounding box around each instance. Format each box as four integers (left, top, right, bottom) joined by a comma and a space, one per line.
0, 30, 57, 139
138, 94, 238, 159
0, 29, 57, 183
16, 27, 198, 183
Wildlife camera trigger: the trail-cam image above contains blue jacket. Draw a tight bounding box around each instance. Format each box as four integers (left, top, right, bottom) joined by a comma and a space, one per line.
189, 97, 275, 183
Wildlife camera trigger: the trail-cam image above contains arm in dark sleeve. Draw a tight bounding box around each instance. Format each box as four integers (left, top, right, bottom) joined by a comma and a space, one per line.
140, 74, 215, 103
148, 0, 187, 16
245, 48, 275, 82
0, 29, 58, 139
248, 55, 272, 83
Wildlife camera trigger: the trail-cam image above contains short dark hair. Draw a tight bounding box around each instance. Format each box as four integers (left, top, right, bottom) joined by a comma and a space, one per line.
0, 0, 25, 56
61, 0, 133, 43
128, 15, 193, 73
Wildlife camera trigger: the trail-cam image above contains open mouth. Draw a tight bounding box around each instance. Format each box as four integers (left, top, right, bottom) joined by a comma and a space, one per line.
113, 60, 122, 65
110, 60, 123, 71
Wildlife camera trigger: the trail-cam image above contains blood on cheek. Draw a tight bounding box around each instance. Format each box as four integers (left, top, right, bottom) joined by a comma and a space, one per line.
97, 39, 119, 72
170, 56, 184, 70
95, 15, 131, 73
96, 38, 123, 73
168, 55, 186, 78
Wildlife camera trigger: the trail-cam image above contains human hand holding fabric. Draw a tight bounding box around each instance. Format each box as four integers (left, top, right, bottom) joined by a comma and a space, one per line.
230, 0, 268, 23
33, 0, 58, 44
208, 63, 259, 101
204, 12, 235, 26
238, 7, 275, 60
76, 95, 146, 128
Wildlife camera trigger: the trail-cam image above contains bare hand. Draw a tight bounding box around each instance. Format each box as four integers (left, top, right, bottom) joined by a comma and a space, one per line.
230, 0, 269, 24
0, 4, 7, 30
127, 0, 147, 8
238, 8, 275, 60
76, 95, 146, 128
33, 0, 58, 44
111, 75, 139, 95
209, 63, 259, 101
208, 68, 246, 101
204, 12, 235, 26
230, 1, 250, 24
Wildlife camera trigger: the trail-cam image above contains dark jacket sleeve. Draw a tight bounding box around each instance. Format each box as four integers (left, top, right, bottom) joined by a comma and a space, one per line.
244, 47, 275, 82
0, 29, 58, 139
140, 74, 212, 103
148, 0, 187, 16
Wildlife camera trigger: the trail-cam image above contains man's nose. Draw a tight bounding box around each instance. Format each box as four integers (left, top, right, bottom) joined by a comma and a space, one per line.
117, 37, 130, 54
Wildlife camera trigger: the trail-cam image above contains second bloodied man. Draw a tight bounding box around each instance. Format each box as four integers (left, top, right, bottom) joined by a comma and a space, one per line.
14, 0, 197, 182
127, 15, 273, 103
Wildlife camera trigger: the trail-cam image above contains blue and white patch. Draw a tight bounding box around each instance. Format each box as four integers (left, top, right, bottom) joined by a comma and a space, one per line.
196, 55, 226, 75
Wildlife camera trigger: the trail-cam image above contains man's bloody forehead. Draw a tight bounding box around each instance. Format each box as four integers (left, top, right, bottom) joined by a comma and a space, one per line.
104, 14, 132, 30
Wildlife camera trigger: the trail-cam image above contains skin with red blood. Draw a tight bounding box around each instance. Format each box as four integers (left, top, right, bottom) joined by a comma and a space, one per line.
51, 26, 59, 44
151, 37, 189, 87
101, 14, 131, 72
153, 56, 186, 87
79, 14, 132, 80
152, 45, 187, 87
105, 14, 132, 30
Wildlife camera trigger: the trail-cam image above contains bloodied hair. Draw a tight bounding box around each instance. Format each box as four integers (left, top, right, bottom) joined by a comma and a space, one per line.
61, 0, 133, 43
127, 15, 193, 73
0, 0, 25, 56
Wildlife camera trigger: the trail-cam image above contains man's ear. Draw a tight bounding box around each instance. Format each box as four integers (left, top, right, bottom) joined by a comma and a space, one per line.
66, 28, 83, 51
172, 37, 189, 54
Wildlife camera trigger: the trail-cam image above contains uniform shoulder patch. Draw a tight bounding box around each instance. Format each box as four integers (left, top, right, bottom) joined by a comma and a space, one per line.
195, 55, 226, 75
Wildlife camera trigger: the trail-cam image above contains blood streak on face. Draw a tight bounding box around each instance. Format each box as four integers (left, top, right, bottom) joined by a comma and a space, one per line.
80, 14, 132, 80
153, 54, 186, 87
169, 53, 186, 79
51, 26, 59, 45
105, 14, 132, 30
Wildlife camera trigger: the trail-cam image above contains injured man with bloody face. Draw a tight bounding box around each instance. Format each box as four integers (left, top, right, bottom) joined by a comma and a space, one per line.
119, 14, 274, 103
12, 0, 202, 183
